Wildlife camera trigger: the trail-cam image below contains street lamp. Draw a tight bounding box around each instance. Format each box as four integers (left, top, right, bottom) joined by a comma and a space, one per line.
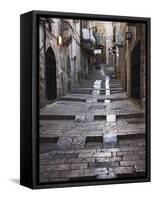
57, 35, 62, 45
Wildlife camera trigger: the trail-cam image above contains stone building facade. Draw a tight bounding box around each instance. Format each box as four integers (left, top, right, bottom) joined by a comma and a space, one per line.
39, 18, 83, 108
80, 20, 96, 75
114, 22, 146, 108
39, 18, 146, 109
80, 21, 115, 72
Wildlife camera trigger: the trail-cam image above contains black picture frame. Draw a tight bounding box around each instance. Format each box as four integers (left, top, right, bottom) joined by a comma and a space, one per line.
20, 10, 151, 189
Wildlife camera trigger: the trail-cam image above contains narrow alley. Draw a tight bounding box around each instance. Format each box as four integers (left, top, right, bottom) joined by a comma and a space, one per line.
39, 17, 146, 183
39, 65, 145, 183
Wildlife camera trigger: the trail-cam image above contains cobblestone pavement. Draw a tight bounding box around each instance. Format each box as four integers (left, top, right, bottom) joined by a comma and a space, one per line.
39, 66, 146, 183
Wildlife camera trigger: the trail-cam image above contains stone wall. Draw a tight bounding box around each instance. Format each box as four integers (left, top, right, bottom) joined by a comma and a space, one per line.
128, 23, 146, 107
115, 22, 146, 108
115, 23, 127, 87
39, 18, 83, 108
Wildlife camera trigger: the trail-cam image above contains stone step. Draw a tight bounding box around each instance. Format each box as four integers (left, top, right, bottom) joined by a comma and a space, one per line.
60, 97, 86, 102
100, 90, 124, 95
117, 132, 145, 139
97, 97, 128, 102
94, 112, 144, 120
40, 129, 145, 139
117, 113, 144, 119
59, 96, 128, 102
70, 90, 124, 95
77, 84, 94, 87
40, 112, 144, 121
70, 90, 92, 94
40, 115, 75, 120
74, 87, 124, 91
102, 85, 122, 88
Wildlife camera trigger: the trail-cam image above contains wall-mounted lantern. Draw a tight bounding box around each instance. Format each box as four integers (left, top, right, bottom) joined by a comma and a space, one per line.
57, 35, 62, 45
125, 31, 132, 40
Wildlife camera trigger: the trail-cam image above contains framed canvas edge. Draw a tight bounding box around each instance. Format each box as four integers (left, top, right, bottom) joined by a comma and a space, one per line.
21, 10, 151, 189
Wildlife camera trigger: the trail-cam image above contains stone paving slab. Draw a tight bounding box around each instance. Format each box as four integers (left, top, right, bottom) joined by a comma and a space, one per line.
39, 68, 146, 183
40, 100, 143, 117
61, 92, 128, 101
40, 118, 145, 138
73, 87, 124, 91
40, 143, 145, 182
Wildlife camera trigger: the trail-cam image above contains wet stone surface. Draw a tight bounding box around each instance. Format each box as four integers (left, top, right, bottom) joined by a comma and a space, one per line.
39, 67, 146, 183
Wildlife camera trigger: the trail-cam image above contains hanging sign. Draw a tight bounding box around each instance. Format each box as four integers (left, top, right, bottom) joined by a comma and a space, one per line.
94, 49, 102, 54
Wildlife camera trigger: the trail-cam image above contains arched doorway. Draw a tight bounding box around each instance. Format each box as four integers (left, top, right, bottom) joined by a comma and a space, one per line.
45, 47, 57, 101
131, 41, 141, 100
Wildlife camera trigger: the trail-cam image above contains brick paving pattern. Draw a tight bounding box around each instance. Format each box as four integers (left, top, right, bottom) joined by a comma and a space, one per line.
39, 66, 145, 183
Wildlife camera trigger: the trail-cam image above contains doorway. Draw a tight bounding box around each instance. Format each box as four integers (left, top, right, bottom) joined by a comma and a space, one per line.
66, 55, 71, 91
131, 41, 141, 100
45, 47, 57, 101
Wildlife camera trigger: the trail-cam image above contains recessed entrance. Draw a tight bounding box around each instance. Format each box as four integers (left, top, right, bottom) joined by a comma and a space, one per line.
131, 41, 141, 100
66, 55, 71, 91
45, 47, 57, 101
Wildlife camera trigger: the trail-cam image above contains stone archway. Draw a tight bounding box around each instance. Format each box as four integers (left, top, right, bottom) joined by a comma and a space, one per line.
45, 47, 57, 101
